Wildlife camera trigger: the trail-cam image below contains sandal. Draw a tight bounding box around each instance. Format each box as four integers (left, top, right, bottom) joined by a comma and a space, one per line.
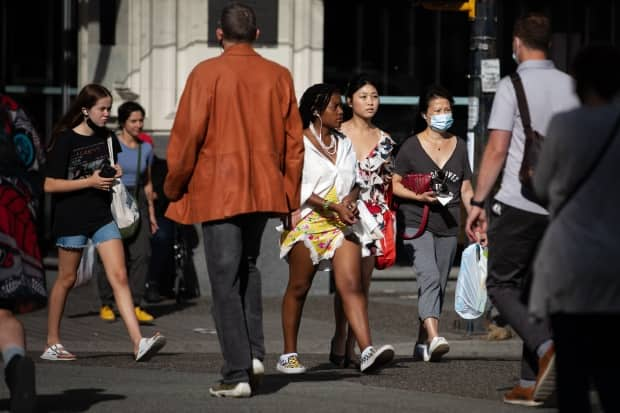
40, 344, 77, 361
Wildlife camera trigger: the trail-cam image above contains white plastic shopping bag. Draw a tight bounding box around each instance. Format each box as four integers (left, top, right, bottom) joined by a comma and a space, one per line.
74, 241, 95, 288
454, 243, 488, 319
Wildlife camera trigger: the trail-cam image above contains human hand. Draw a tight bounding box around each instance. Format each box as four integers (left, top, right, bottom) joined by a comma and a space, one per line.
418, 191, 438, 204
149, 212, 159, 234
333, 203, 358, 225
476, 231, 488, 247
341, 195, 359, 216
465, 207, 488, 242
283, 209, 301, 230
90, 170, 116, 191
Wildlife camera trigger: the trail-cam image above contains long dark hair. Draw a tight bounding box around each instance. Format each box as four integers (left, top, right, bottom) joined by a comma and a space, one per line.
298, 83, 340, 129
48, 84, 112, 151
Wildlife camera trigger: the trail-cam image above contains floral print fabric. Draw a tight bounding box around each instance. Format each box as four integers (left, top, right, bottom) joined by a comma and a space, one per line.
357, 131, 395, 257
280, 186, 347, 269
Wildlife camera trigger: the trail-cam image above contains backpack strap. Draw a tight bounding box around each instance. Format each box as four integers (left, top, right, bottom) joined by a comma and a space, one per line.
510, 73, 534, 135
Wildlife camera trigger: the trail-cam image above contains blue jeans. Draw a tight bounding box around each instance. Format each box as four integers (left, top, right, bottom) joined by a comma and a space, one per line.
55, 221, 120, 249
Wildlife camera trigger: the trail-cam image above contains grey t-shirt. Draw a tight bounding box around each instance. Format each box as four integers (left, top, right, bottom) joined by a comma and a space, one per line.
488, 60, 580, 214
394, 135, 472, 237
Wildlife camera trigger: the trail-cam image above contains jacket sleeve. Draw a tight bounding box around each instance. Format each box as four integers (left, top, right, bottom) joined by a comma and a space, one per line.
281, 72, 304, 211
533, 113, 561, 209
164, 67, 211, 201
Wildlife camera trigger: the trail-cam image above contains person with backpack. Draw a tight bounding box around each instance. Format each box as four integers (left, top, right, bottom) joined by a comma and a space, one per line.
465, 14, 579, 406
0, 94, 45, 413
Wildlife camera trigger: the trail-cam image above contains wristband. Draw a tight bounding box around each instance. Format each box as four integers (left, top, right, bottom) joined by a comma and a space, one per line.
470, 198, 485, 208
322, 199, 332, 211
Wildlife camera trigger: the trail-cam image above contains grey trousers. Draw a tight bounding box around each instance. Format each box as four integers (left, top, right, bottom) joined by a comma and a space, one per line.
487, 200, 550, 381
97, 189, 150, 307
403, 231, 457, 321
202, 213, 267, 384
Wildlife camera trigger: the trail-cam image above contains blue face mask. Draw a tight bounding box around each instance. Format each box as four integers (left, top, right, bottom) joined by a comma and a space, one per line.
429, 113, 453, 131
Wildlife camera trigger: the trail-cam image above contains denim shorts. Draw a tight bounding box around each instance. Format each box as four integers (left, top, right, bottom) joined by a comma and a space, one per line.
56, 221, 121, 249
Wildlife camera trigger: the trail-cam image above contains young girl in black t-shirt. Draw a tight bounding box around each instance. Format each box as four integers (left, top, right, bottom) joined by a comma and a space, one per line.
43, 84, 165, 361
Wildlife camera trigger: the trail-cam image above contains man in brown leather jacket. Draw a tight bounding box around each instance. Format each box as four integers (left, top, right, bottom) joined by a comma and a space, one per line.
164, 2, 304, 398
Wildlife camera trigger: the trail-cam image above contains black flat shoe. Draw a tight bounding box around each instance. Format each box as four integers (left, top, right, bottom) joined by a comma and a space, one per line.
329, 337, 346, 367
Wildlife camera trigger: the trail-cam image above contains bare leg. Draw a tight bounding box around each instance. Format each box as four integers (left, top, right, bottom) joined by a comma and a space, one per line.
97, 239, 142, 351
332, 239, 371, 351
0, 310, 25, 350
423, 317, 439, 343
344, 256, 375, 357
46, 248, 81, 346
281, 242, 316, 354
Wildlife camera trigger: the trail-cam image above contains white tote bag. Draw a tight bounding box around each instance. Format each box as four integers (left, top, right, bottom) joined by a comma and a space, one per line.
454, 243, 488, 319
107, 137, 140, 237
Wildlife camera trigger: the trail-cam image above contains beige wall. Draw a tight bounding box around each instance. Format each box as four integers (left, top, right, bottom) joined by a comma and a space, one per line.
78, 0, 324, 134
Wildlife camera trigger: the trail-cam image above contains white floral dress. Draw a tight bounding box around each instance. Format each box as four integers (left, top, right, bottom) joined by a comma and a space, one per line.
357, 131, 395, 257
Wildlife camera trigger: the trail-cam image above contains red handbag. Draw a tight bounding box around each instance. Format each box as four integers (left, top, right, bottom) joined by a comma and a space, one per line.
399, 173, 431, 240
375, 183, 396, 270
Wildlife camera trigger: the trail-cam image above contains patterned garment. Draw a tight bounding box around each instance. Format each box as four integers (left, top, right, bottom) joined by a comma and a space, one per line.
280, 186, 347, 269
0, 176, 47, 313
356, 131, 395, 257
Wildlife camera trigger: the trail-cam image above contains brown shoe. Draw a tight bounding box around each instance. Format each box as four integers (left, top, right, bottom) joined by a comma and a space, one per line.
533, 344, 556, 402
503, 385, 543, 407
486, 324, 512, 340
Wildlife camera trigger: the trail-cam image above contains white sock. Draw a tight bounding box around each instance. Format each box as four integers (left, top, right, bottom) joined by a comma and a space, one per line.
2, 346, 25, 369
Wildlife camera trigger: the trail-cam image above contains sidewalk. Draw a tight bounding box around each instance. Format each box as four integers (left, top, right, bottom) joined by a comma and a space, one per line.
2, 272, 567, 413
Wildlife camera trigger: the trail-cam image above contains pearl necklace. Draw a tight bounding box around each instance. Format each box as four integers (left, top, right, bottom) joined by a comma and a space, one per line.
309, 123, 337, 156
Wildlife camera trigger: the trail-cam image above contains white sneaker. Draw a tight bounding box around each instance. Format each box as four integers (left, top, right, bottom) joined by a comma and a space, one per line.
135, 333, 166, 361
250, 358, 265, 392
413, 343, 429, 362
209, 382, 251, 398
276, 353, 306, 374
252, 358, 264, 375
428, 336, 449, 362
360, 345, 394, 373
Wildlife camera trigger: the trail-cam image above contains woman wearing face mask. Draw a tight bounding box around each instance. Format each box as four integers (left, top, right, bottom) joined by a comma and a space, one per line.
42, 84, 166, 362
278, 83, 394, 375
392, 85, 477, 362
330, 74, 395, 367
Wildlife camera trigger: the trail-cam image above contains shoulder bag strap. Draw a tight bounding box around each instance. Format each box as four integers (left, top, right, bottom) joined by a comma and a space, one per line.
510, 73, 534, 135
400, 205, 429, 240
554, 109, 620, 216
134, 143, 142, 200
107, 136, 115, 166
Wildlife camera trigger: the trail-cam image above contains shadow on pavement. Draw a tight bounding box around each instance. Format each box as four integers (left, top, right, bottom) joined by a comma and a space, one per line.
257, 371, 362, 396
0, 388, 125, 412
142, 300, 198, 319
